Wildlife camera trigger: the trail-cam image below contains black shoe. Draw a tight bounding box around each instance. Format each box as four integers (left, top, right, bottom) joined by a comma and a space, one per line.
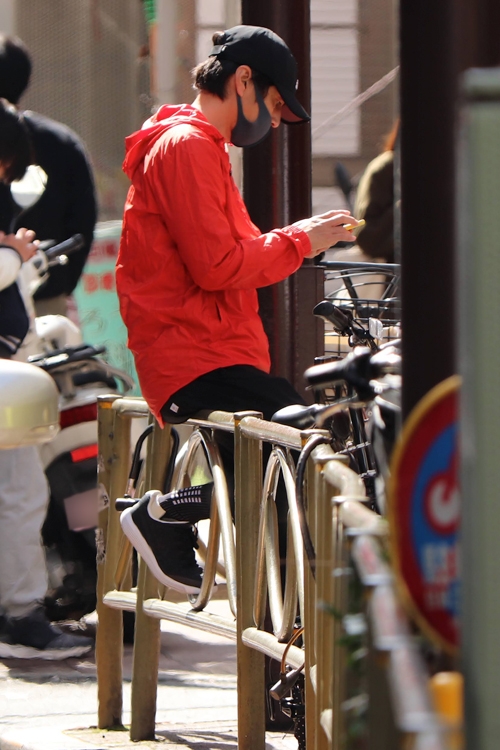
0, 606, 94, 660
120, 492, 204, 595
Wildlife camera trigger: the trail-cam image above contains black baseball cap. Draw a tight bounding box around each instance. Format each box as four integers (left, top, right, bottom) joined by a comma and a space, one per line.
209, 25, 310, 124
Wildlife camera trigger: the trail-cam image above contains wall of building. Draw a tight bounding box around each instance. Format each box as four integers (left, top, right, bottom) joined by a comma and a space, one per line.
3, 0, 398, 221
312, 0, 398, 212
12, 0, 150, 221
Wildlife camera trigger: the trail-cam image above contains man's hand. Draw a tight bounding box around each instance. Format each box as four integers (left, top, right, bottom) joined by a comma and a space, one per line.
292, 211, 362, 258
0, 227, 38, 263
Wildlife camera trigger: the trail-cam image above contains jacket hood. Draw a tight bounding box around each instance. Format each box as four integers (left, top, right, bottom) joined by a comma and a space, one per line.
123, 104, 225, 179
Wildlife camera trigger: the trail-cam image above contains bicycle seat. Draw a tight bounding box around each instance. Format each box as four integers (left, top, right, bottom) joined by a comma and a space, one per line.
271, 404, 320, 430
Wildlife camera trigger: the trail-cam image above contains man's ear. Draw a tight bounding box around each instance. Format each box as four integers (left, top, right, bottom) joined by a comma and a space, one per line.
234, 65, 252, 96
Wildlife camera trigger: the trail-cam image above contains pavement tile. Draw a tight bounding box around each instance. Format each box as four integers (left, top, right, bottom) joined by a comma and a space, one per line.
0, 600, 297, 750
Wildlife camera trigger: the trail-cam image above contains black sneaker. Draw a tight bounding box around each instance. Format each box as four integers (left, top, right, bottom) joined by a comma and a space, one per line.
0, 606, 94, 660
120, 491, 204, 595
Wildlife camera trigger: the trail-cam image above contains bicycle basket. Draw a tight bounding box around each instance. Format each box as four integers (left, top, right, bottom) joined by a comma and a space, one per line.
322, 264, 401, 359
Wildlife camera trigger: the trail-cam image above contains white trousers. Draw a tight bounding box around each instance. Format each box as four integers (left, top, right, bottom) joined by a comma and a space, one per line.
0, 446, 49, 617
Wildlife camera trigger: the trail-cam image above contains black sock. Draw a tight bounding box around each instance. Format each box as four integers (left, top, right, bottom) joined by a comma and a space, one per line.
158, 483, 213, 524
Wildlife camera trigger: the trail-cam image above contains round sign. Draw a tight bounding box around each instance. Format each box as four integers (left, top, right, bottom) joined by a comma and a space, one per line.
388, 375, 460, 653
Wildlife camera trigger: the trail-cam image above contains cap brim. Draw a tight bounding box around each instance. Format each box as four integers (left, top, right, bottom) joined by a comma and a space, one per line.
281, 95, 310, 124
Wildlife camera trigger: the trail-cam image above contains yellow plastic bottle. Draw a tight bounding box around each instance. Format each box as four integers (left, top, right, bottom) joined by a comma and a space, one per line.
429, 671, 464, 750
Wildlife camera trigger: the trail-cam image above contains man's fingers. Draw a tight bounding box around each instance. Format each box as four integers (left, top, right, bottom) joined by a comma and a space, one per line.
317, 210, 353, 222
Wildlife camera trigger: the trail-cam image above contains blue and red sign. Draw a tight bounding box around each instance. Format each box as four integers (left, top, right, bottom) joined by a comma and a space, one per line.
389, 376, 460, 653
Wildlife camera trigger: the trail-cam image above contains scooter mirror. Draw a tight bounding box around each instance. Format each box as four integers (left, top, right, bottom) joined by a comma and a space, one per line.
10, 164, 48, 209
0, 359, 59, 448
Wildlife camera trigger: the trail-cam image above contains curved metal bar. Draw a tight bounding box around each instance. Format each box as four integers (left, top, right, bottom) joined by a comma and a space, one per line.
188, 497, 222, 611
196, 429, 237, 616
280, 513, 300, 642
264, 465, 284, 632
253, 446, 304, 642
282, 449, 305, 627
172, 429, 207, 487
271, 448, 306, 642
253, 496, 269, 631
254, 451, 281, 631
171, 426, 237, 617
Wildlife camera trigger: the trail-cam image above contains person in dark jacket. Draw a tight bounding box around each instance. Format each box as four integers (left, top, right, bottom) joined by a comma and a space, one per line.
0, 34, 97, 316
0, 98, 94, 659
354, 119, 399, 262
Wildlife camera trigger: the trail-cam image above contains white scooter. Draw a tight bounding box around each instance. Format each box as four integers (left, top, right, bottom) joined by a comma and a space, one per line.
11, 169, 134, 619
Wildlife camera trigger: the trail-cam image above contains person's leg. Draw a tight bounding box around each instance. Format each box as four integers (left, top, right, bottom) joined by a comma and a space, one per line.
0, 446, 49, 617
163, 364, 305, 510
0, 447, 94, 659
121, 366, 305, 594
163, 365, 304, 519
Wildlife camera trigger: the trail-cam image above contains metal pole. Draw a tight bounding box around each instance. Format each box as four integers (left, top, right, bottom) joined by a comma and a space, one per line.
456, 0, 500, 71
458, 68, 500, 750
96, 396, 127, 729
455, 6, 500, 750
130, 419, 171, 741
399, 0, 458, 418
241, 0, 323, 398
234, 412, 266, 750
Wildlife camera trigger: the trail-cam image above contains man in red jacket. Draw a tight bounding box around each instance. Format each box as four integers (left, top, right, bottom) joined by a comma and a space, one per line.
117, 25, 358, 595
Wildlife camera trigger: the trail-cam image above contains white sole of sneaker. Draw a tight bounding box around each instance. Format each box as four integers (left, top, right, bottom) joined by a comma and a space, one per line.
120, 506, 202, 596
0, 641, 93, 660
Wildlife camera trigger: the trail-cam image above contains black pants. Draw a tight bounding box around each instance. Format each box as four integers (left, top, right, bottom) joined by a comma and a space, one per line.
161, 365, 305, 424
161, 365, 306, 548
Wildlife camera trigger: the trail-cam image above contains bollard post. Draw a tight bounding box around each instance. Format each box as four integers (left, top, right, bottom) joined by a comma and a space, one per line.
313, 452, 336, 750
96, 395, 127, 729
234, 412, 266, 750
458, 67, 500, 750
303, 447, 319, 750
130, 417, 172, 741
365, 622, 399, 750
331, 493, 349, 750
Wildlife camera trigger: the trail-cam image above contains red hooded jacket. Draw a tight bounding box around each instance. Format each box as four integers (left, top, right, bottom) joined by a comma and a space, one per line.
116, 104, 311, 423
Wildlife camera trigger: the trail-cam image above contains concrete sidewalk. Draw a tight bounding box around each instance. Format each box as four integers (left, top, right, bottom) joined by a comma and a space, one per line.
0, 601, 296, 750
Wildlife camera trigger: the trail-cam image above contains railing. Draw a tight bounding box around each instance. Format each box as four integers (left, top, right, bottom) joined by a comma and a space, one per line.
95, 395, 448, 750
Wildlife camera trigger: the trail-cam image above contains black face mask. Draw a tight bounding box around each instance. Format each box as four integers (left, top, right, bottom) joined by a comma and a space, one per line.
230, 85, 272, 148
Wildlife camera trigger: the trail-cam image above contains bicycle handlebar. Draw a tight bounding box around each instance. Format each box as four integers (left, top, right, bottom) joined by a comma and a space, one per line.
39, 234, 85, 260
28, 343, 107, 369
313, 299, 379, 350
271, 345, 401, 430
304, 345, 401, 391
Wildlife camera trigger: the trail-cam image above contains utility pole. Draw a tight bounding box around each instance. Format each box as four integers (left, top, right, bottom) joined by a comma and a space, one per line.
241, 0, 323, 398
453, 4, 500, 750
401, 2, 500, 748
399, 1, 458, 418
